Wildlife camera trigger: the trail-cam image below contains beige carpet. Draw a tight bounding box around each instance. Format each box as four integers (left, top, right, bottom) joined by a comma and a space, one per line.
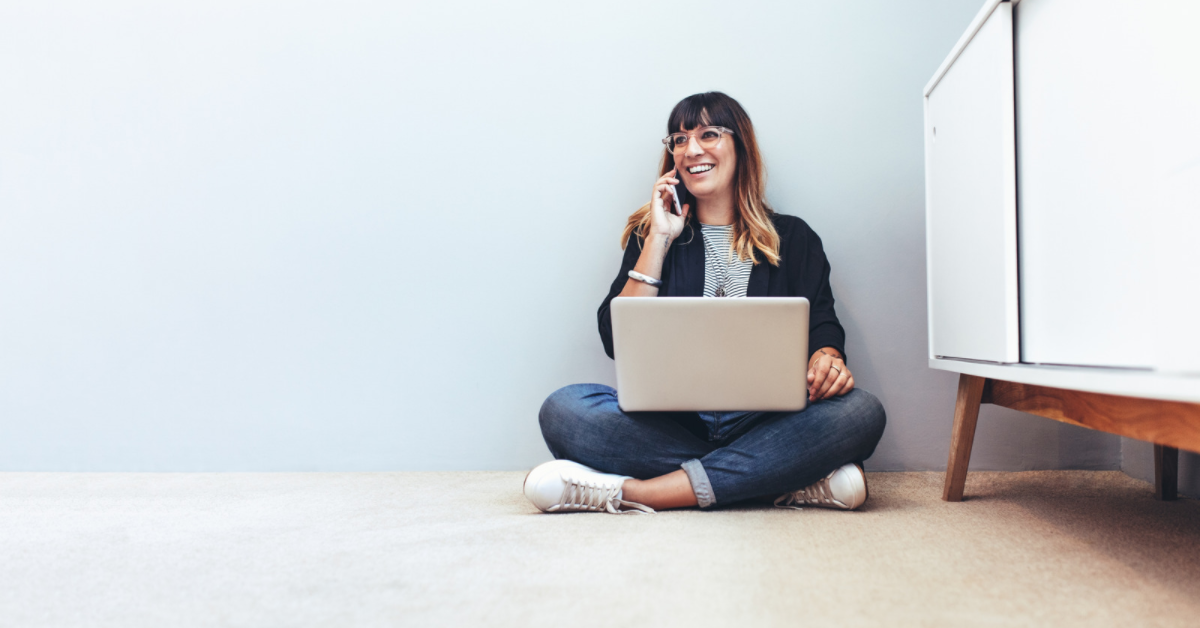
1, 471, 1198, 627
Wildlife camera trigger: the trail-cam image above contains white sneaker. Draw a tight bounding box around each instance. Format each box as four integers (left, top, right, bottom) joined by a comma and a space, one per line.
523, 460, 655, 514
774, 463, 868, 511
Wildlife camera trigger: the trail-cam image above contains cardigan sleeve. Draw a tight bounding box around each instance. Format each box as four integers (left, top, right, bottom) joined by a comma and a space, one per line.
597, 233, 646, 359
791, 221, 847, 362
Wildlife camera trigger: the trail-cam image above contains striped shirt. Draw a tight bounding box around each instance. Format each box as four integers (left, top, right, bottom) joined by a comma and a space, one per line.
700, 224, 753, 298
697, 224, 756, 431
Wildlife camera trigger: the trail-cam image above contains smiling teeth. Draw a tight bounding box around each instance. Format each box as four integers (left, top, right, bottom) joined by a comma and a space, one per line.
688, 165, 713, 174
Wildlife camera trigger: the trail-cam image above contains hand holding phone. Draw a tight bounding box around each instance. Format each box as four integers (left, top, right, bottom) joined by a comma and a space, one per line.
667, 184, 683, 216
650, 170, 687, 238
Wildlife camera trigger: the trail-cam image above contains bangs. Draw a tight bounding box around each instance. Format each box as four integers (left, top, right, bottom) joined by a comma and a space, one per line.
667, 92, 740, 133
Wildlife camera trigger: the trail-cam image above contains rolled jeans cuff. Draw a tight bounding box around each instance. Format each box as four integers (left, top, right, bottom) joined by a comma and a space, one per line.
681, 459, 716, 508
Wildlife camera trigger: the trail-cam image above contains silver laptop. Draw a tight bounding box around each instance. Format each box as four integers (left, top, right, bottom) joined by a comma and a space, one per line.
611, 297, 810, 412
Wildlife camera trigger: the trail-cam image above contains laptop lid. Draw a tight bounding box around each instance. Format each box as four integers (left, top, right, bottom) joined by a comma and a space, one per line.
611, 297, 810, 412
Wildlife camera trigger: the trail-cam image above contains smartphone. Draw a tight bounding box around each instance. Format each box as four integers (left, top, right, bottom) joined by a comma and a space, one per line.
667, 184, 684, 216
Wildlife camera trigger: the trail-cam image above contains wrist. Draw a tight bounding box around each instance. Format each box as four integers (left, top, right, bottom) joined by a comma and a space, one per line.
627, 269, 662, 287
647, 229, 673, 244
810, 348, 841, 366
642, 233, 673, 256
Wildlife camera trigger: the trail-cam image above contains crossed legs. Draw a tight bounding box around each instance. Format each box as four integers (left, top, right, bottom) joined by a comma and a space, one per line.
538, 383, 886, 510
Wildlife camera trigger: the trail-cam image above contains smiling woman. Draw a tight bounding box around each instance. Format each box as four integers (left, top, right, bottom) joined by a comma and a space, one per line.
623, 92, 779, 268
524, 92, 887, 515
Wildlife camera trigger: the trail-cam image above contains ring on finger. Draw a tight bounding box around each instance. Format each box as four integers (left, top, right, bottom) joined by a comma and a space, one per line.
830, 364, 841, 374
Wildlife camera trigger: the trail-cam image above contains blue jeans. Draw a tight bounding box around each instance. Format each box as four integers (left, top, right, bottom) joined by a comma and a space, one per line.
538, 384, 886, 508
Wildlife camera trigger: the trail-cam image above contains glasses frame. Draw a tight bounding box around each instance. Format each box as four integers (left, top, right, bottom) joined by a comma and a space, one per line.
661, 126, 735, 154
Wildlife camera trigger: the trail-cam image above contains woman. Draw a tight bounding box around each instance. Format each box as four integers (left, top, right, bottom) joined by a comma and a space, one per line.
526, 92, 886, 514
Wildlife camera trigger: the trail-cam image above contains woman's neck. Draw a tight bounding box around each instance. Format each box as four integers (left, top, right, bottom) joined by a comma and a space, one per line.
695, 190, 736, 226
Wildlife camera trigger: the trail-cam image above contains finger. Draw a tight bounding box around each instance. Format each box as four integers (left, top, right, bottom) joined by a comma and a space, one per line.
825, 364, 850, 398
824, 369, 849, 399
827, 375, 855, 399
823, 370, 844, 399
653, 183, 671, 205
815, 362, 842, 399
665, 194, 679, 216
817, 364, 843, 399
655, 181, 680, 196
809, 361, 831, 400
681, 203, 690, 219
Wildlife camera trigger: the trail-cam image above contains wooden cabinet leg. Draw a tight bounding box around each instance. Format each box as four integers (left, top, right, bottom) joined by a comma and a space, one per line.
943, 374, 987, 502
1154, 444, 1178, 501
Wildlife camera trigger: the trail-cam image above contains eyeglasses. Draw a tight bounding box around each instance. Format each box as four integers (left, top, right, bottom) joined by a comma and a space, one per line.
662, 126, 735, 154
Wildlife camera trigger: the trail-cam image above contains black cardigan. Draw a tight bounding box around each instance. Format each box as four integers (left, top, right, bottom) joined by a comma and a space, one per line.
597, 213, 847, 361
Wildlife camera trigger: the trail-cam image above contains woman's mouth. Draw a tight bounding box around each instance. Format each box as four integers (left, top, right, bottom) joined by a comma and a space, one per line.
687, 164, 714, 174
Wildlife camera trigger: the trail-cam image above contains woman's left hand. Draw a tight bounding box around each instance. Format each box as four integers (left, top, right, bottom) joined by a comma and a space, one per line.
807, 348, 854, 401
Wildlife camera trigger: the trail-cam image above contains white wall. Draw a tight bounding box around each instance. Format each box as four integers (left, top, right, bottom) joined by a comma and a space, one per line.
0, 0, 1117, 471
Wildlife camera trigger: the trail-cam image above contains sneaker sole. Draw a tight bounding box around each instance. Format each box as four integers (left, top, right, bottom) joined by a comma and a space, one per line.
857, 463, 869, 503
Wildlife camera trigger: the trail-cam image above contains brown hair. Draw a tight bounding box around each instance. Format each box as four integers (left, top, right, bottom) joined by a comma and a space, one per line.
621, 92, 780, 266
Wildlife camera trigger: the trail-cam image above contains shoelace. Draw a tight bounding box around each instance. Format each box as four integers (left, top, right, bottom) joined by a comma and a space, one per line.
773, 474, 846, 510
551, 475, 655, 514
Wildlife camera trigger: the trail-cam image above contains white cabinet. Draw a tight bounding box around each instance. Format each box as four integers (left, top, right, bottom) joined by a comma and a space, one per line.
929, 0, 1200, 502
1017, 0, 1167, 369
927, 0, 1200, 379
1149, 2, 1200, 375
924, 0, 1019, 363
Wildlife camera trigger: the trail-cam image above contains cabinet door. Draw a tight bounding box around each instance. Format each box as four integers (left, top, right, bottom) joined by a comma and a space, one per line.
924, 0, 1019, 363
1016, 0, 1200, 371
1152, 4, 1200, 375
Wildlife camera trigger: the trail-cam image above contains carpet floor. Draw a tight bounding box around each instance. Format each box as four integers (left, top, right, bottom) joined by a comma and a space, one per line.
1, 471, 1198, 627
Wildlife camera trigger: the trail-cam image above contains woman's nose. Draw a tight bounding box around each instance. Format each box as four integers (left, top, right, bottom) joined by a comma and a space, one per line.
684, 136, 704, 156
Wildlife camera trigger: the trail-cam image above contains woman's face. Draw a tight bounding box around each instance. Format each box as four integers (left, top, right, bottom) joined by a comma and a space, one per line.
675, 127, 737, 200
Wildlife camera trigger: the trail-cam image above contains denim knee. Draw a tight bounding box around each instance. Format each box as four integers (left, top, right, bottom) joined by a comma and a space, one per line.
538, 383, 611, 458
845, 388, 887, 461
538, 385, 577, 456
